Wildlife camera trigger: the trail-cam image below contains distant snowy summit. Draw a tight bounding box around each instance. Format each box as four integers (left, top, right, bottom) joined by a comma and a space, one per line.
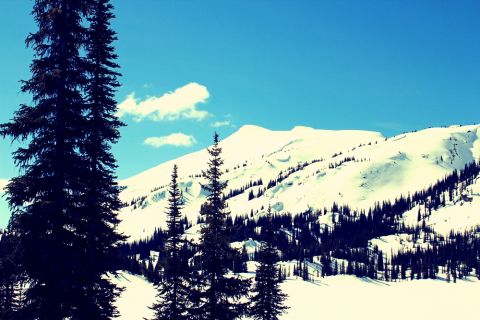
119, 124, 480, 241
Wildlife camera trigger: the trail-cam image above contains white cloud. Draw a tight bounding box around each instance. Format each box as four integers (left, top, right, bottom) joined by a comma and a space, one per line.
117, 82, 210, 122
144, 133, 197, 149
210, 120, 232, 128
0, 179, 8, 193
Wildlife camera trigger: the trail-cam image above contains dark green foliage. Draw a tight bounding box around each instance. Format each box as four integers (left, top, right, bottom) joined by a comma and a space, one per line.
1, 0, 92, 317
72, 0, 126, 318
78, 0, 126, 317
0, 0, 123, 318
0, 228, 24, 319
250, 206, 288, 320
197, 133, 250, 320
152, 165, 194, 320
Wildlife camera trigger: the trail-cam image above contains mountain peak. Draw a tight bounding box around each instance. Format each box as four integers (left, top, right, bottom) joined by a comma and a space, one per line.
291, 125, 315, 132
236, 124, 270, 134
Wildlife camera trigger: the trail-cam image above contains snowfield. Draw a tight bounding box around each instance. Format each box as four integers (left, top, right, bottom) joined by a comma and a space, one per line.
113, 272, 480, 320
402, 175, 480, 235
112, 124, 480, 319
118, 124, 480, 242
112, 272, 156, 320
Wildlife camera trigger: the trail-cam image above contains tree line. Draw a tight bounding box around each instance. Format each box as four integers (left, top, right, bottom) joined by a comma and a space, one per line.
125, 159, 480, 286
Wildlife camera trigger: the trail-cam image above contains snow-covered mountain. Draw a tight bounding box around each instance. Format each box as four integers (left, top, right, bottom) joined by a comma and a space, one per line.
119, 124, 480, 241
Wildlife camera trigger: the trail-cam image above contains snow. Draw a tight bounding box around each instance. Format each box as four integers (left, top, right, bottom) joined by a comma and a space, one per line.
424, 199, 480, 235
402, 176, 480, 235
231, 238, 262, 260
111, 272, 157, 320
278, 275, 479, 320
368, 177, 480, 256
231, 238, 261, 255
114, 272, 480, 320
183, 223, 203, 244
318, 211, 340, 229
369, 234, 431, 259
118, 124, 480, 242
112, 124, 480, 319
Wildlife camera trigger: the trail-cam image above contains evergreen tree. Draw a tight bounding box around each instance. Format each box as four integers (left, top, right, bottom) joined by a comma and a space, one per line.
377, 251, 384, 272
302, 261, 309, 281
232, 246, 248, 273
0, 0, 123, 318
197, 133, 250, 320
1, 0, 89, 317
152, 165, 193, 320
250, 206, 288, 320
77, 0, 126, 317
0, 228, 23, 319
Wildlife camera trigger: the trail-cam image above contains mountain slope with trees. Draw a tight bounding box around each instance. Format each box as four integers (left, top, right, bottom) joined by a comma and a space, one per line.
119, 124, 480, 241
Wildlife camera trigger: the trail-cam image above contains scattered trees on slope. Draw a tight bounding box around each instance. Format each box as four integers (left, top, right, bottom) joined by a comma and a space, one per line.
126, 160, 480, 285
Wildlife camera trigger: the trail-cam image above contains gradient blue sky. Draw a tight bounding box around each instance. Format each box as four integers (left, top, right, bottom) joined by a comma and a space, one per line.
1, 1, 479, 225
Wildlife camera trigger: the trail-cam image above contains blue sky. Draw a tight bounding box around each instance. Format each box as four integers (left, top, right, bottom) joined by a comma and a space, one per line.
1, 0, 479, 226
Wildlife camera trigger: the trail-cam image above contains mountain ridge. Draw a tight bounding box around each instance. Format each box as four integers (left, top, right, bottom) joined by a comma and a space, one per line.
119, 124, 480, 241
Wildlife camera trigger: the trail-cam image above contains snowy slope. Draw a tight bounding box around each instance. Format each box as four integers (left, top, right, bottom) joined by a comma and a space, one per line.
402, 175, 480, 235
114, 272, 480, 320
118, 124, 480, 241
112, 272, 156, 320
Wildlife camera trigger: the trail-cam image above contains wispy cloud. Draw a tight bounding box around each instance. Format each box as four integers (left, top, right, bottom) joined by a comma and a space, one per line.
0, 179, 8, 193
144, 133, 197, 149
210, 120, 232, 128
117, 82, 210, 122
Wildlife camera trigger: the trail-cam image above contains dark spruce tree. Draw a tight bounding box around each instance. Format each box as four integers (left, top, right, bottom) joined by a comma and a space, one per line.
197, 133, 250, 320
0, 227, 23, 319
1, 0, 90, 318
0, 0, 123, 318
152, 165, 192, 320
79, 0, 126, 318
250, 206, 288, 320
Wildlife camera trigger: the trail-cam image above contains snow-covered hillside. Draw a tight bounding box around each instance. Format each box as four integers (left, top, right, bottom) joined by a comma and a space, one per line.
119, 124, 480, 241
402, 174, 480, 235
113, 272, 480, 320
